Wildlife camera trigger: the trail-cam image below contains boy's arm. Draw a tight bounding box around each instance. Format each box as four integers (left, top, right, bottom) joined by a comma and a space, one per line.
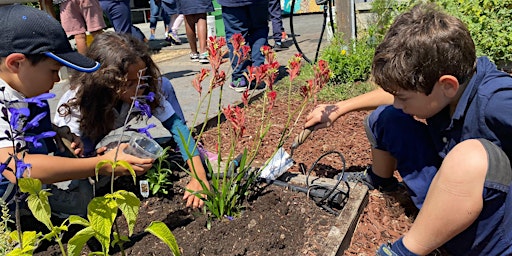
0, 143, 152, 184
304, 87, 394, 130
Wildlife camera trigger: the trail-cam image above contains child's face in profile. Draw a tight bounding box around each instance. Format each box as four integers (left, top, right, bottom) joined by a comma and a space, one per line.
391, 82, 449, 119
120, 58, 147, 103
18, 57, 62, 98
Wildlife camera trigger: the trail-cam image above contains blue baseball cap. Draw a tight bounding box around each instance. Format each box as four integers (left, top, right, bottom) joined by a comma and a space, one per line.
0, 4, 100, 73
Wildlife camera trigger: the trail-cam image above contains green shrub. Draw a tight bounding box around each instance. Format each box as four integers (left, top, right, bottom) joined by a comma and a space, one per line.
319, 34, 376, 85
370, 0, 512, 68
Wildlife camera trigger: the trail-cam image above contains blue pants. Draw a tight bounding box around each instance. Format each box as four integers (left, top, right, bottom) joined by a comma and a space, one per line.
221, 1, 269, 81
149, 0, 170, 30
367, 105, 512, 255
268, 0, 283, 43
99, 0, 145, 41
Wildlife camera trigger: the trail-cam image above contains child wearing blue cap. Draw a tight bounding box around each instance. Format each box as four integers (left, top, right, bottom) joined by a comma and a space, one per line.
0, 5, 152, 215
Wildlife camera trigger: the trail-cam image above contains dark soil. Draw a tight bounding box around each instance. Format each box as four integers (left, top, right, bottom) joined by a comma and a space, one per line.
33, 93, 422, 256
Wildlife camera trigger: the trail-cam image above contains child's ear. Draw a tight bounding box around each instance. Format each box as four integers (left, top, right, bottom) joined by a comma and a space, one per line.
3, 53, 26, 73
438, 75, 459, 98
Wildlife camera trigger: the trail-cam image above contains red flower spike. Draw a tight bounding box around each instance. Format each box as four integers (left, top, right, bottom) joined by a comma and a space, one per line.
193, 68, 210, 95
267, 90, 277, 111
242, 90, 249, 107
222, 105, 246, 138
211, 70, 226, 91
287, 54, 303, 82
241, 45, 251, 61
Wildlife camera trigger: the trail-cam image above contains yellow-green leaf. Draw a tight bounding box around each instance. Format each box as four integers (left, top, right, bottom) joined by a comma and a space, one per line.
67, 226, 96, 256
88, 197, 117, 254
145, 221, 180, 256
116, 160, 137, 184
17, 178, 42, 195
115, 190, 140, 236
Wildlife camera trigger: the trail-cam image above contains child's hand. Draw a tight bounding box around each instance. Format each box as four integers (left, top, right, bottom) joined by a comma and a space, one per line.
54, 125, 84, 157
183, 178, 210, 209
304, 103, 340, 130
100, 143, 153, 176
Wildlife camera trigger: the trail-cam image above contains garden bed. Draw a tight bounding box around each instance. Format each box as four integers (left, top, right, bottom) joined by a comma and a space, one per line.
34, 94, 422, 255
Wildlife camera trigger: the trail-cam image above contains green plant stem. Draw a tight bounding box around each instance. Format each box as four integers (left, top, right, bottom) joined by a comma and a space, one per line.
114, 220, 126, 256
14, 192, 22, 249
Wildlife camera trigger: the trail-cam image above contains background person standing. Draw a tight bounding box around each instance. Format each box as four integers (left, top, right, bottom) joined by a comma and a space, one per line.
54, 0, 106, 54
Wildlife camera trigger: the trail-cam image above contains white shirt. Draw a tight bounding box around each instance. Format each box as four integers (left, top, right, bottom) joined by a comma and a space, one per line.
0, 78, 29, 149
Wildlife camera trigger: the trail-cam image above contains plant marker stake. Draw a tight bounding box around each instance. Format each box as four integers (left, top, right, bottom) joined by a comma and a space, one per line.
140, 180, 150, 198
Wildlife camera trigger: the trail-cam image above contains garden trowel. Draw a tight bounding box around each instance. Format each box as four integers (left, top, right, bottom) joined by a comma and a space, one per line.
259, 127, 314, 180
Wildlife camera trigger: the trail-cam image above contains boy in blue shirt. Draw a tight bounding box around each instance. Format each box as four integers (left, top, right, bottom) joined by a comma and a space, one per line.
305, 3, 512, 255
0, 5, 152, 212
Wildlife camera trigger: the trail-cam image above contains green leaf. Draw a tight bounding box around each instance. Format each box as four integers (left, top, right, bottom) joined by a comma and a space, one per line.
115, 190, 140, 236
88, 197, 117, 254
26, 192, 52, 230
17, 178, 41, 194
67, 226, 96, 256
116, 160, 137, 184
68, 215, 90, 227
145, 221, 180, 256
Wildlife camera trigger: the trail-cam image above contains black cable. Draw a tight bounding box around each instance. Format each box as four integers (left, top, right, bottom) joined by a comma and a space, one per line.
299, 150, 349, 216
289, 0, 311, 63
289, 0, 336, 64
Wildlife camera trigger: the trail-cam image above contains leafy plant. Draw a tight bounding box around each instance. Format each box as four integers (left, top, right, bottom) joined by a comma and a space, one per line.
369, 0, 512, 68
0, 198, 15, 254
319, 34, 376, 85
182, 35, 331, 226
146, 146, 175, 196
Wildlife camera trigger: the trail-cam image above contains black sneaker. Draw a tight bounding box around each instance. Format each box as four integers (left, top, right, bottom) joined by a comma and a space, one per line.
229, 78, 249, 92
341, 166, 401, 192
273, 42, 289, 52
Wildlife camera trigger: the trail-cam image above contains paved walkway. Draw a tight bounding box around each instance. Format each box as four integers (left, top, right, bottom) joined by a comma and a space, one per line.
49, 13, 328, 131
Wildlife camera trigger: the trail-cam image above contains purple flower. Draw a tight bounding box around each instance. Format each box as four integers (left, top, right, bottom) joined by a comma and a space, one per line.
15, 159, 31, 179
137, 124, 156, 138
22, 112, 47, 132
0, 159, 10, 183
24, 131, 56, 148
145, 92, 155, 102
224, 215, 234, 221
8, 107, 30, 130
134, 100, 152, 118
23, 93, 55, 107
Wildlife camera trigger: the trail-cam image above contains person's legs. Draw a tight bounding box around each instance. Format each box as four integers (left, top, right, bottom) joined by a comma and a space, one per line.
268, 0, 282, 43
246, 1, 269, 68
184, 14, 198, 54
367, 105, 442, 207
170, 13, 184, 34
149, 0, 160, 38
402, 139, 489, 255
221, 5, 250, 82
167, 13, 182, 44
99, 0, 132, 35
74, 33, 88, 54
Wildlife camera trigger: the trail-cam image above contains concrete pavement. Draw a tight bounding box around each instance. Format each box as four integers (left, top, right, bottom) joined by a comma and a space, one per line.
49, 12, 328, 131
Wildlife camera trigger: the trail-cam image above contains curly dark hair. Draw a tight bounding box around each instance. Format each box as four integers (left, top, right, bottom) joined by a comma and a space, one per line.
371, 3, 476, 95
59, 32, 163, 141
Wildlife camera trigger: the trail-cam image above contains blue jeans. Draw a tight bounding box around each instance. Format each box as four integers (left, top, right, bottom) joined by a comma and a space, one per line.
149, 0, 170, 30
221, 1, 269, 81
268, 0, 283, 42
99, 0, 145, 41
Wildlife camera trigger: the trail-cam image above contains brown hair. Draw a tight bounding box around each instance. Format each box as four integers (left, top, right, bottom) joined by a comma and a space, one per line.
60, 32, 163, 141
371, 3, 476, 95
